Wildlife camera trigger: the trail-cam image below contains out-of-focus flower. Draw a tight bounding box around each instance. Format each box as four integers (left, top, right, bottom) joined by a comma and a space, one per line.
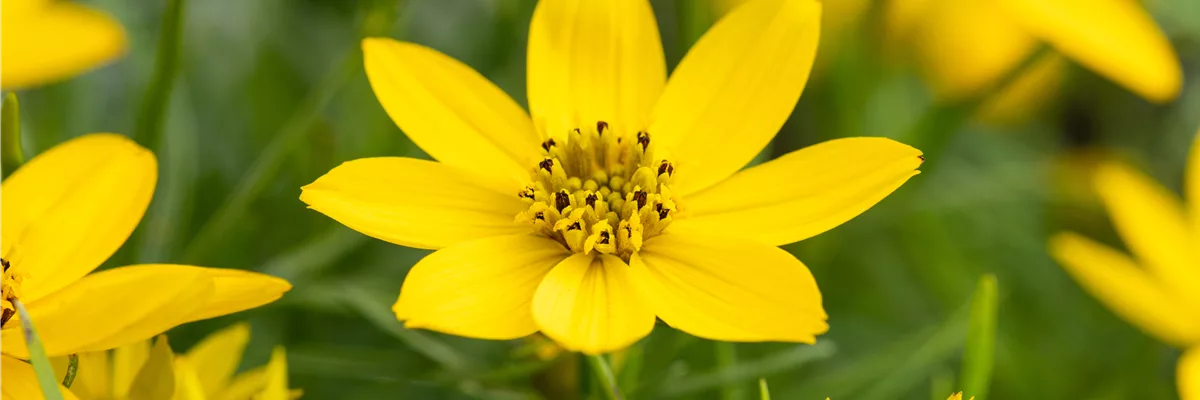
713, 0, 869, 70
1049, 129, 1200, 400
302, 0, 923, 354
886, 0, 1182, 105
1, 134, 292, 398
63, 324, 297, 400
0, 0, 127, 90
946, 393, 974, 400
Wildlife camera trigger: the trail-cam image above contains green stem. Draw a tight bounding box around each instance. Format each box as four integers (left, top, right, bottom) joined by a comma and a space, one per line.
758, 378, 771, 400
2, 92, 24, 178
715, 341, 746, 400
13, 299, 65, 400
133, 0, 186, 150
180, 2, 398, 263
62, 354, 79, 388
586, 354, 625, 400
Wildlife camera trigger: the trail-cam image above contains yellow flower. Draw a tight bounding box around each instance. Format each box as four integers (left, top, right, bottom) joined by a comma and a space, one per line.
1049, 129, 1200, 400
946, 393, 974, 400
301, 0, 923, 354
1, 134, 292, 398
885, 0, 1182, 104
0, 0, 127, 90
64, 324, 297, 400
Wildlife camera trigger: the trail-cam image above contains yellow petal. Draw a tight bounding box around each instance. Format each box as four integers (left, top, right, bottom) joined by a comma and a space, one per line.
532, 253, 655, 354
173, 358, 209, 400
1093, 163, 1200, 314
113, 340, 151, 399
362, 38, 540, 184
912, 0, 1037, 100
1181, 346, 1200, 400
1, 265, 211, 358
526, 0, 665, 134
1187, 129, 1200, 237
126, 336, 174, 400
0, 355, 80, 400
1001, 0, 1182, 103
178, 269, 292, 324
672, 137, 922, 246
649, 0, 821, 195
1, 133, 156, 301
300, 157, 529, 250
1048, 232, 1200, 347
977, 53, 1068, 124
630, 232, 827, 342
254, 347, 289, 400
182, 323, 251, 397
216, 367, 268, 400
395, 234, 569, 340
0, 2, 126, 90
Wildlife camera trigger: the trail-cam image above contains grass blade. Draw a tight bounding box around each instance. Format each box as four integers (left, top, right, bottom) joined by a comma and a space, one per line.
2, 92, 23, 178
959, 274, 998, 399
657, 341, 836, 398
133, 0, 186, 149
758, 378, 771, 400
13, 299, 65, 400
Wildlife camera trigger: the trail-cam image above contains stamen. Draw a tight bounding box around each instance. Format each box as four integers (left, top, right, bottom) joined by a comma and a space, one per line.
517, 123, 681, 260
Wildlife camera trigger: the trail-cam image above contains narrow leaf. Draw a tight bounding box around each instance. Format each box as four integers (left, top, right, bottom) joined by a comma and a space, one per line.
959, 274, 998, 400
758, 378, 771, 400
2, 92, 24, 178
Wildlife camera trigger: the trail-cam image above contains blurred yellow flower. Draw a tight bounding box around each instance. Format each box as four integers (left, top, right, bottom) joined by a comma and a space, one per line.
0, 0, 127, 90
946, 392, 974, 400
1049, 129, 1200, 400
302, 0, 923, 354
63, 324, 297, 400
1, 134, 292, 398
886, 0, 1182, 104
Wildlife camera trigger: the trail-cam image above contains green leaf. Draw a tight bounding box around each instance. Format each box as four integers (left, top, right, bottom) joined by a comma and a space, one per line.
715, 342, 747, 400
758, 378, 771, 400
12, 299, 65, 400
959, 274, 998, 400
132, 0, 185, 149
656, 341, 836, 398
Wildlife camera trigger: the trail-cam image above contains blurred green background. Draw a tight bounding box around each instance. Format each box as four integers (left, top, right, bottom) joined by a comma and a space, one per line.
11, 0, 1200, 398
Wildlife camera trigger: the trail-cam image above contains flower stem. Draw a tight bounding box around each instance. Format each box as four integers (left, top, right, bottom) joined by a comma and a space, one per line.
133, 0, 186, 150
586, 354, 625, 400
13, 299, 65, 400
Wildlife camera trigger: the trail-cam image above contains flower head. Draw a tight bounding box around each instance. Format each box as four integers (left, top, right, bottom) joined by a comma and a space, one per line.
302, 0, 923, 354
1, 134, 292, 397
0, 0, 127, 89
1049, 129, 1200, 399
62, 323, 298, 400
886, 0, 1182, 104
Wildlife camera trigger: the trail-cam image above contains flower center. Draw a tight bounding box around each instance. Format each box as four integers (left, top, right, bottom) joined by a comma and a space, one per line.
516, 121, 679, 261
1, 257, 24, 328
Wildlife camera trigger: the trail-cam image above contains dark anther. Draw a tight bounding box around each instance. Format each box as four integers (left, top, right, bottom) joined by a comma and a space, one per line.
598, 231, 611, 244
555, 191, 571, 212
585, 193, 599, 207
917, 155, 926, 162
1, 258, 8, 272
596, 121, 609, 134
632, 190, 648, 209
1, 308, 12, 327
519, 187, 536, 200
568, 221, 581, 231
534, 211, 546, 221
655, 203, 669, 220
539, 158, 555, 172
657, 160, 674, 176
541, 138, 557, 151
636, 131, 650, 151
572, 128, 581, 136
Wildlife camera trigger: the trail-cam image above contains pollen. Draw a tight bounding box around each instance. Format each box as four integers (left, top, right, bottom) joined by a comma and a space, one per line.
1, 256, 25, 328
515, 121, 679, 260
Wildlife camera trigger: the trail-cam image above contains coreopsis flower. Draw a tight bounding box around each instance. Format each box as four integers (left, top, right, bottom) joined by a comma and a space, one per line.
946, 393, 974, 400
1, 134, 291, 398
1049, 129, 1200, 400
63, 323, 297, 400
0, 0, 127, 89
302, 0, 923, 354
885, 0, 1182, 104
